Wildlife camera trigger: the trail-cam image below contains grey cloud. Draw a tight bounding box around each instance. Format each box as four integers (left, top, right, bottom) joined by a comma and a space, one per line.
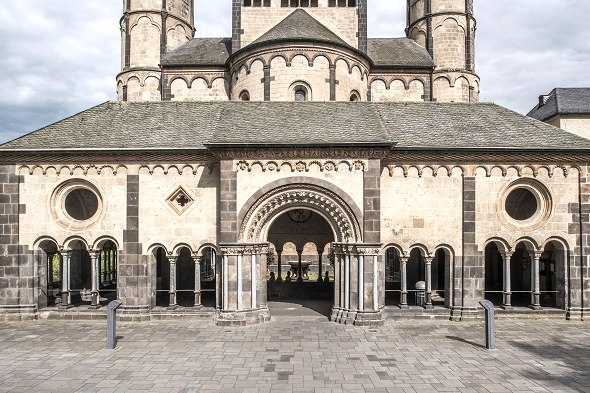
0, 0, 589, 144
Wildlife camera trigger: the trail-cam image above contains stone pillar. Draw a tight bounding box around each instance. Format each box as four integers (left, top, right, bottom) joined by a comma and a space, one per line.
501, 251, 513, 309
90, 251, 100, 309
297, 249, 303, 282
168, 255, 178, 309
530, 251, 542, 309
400, 256, 409, 308
425, 257, 434, 308
276, 249, 283, 282
194, 255, 202, 308
60, 250, 72, 308
217, 243, 271, 326
330, 243, 383, 326
317, 252, 323, 283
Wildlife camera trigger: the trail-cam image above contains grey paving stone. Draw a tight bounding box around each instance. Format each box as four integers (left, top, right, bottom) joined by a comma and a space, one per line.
0, 317, 588, 392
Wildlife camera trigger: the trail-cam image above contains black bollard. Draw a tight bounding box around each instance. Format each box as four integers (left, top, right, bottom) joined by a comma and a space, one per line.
479, 299, 496, 350
106, 300, 123, 350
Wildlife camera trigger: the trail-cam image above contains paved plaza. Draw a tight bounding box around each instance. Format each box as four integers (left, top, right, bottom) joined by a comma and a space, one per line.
0, 302, 589, 393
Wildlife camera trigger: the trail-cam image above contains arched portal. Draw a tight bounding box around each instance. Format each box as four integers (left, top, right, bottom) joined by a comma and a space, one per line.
266, 209, 335, 312
218, 180, 383, 326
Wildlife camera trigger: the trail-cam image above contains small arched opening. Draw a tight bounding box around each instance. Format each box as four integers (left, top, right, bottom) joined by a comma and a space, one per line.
510, 242, 534, 307
36, 239, 60, 308
384, 246, 401, 306
98, 240, 118, 305
154, 247, 170, 307
176, 247, 196, 307
407, 248, 426, 306
484, 242, 504, 306
540, 240, 567, 309
68, 240, 92, 306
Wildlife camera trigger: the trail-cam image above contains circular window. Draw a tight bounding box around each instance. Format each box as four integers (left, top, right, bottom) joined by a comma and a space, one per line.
64, 188, 99, 221
50, 179, 104, 228
500, 179, 551, 228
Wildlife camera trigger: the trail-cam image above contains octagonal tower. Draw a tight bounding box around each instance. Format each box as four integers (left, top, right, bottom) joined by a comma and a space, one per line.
117, 0, 195, 101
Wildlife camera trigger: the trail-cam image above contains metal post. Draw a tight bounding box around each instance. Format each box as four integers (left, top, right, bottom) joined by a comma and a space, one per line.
479, 299, 496, 350
400, 256, 408, 308
106, 300, 123, 350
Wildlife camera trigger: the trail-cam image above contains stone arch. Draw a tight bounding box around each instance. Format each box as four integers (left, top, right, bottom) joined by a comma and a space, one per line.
541, 237, 569, 309
173, 243, 194, 256
238, 178, 363, 244
484, 237, 511, 253
92, 236, 120, 251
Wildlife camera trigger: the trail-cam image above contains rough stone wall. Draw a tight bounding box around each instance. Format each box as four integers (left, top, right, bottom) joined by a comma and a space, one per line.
432, 16, 466, 70
240, 4, 358, 49
137, 165, 218, 253
170, 78, 230, 101
17, 167, 127, 250
433, 73, 478, 103
126, 75, 161, 101
370, 79, 425, 102
555, 115, 590, 140
129, 16, 161, 68
335, 60, 367, 101
166, 22, 190, 52
232, 61, 265, 101
576, 166, 590, 318
269, 55, 331, 101
0, 165, 25, 317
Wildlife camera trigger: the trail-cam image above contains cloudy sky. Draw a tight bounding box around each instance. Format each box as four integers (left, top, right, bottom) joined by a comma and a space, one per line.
0, 0, 589, 144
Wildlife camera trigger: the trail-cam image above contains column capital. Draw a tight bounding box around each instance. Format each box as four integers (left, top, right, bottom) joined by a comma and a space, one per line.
424, 256, 434, 264
400, 256, 410, 264
499, 250, 513, 260
529, 250, 543, 259
167, 254, 177, 264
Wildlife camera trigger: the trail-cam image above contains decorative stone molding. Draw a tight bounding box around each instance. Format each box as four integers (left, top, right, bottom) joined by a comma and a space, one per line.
19, 165, 128, 176
138, 163, 216, 175
219, 243, 270, 256
235, 159, 368, 173
240, 184, 362, 243
212, 148, 390, 160
385, 164, 578, 178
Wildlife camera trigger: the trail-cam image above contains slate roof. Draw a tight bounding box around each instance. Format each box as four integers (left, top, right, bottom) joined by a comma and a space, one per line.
528, 88, 590, 121
161, 38, 231, 66
368, 38, 433, 68
3, 101, 590, 152
250, 9, 349, 47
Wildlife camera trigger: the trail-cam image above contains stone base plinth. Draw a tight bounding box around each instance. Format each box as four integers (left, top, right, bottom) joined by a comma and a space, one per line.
566, 307, 586, 321
216, 308, 271, 326
118, 305, 151, 322
330, 307, 383, 326
0, 305, 38, 321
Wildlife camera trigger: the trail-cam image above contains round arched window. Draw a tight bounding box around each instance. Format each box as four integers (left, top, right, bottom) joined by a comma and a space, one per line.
294, 87, 307, 101
64, 188, 99, 221
239, 90, 250, 101
350, 91, 360, 101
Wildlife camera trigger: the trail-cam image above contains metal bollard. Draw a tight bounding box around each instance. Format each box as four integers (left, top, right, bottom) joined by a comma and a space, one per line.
479, 299, 496, 350
106, 300, 123, 350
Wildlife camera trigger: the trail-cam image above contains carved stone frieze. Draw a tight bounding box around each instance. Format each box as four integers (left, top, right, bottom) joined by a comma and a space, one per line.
235, 159, 368, 173
212, 147, 389, 160
385, 164, 577, 178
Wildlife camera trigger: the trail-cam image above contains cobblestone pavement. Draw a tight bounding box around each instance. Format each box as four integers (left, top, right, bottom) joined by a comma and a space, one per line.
0, 303, 589, 393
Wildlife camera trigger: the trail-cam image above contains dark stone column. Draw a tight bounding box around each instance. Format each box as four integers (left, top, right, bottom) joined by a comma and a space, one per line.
455, 175, 483, 321
118, 174, 150, 321
217, 243, 271, 326
363, 159, 381, 243
568, 167, 590, 320
231, 0, 242, 53
219, 160, 238, 243
330, 243, 383, 326
329, 65, 337, 101
263, 65, 271, 101
357, 0, 368, 53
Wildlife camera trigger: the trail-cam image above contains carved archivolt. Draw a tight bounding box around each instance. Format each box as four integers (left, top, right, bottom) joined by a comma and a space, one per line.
240, 184, 362, 243
236, 159, 367, 173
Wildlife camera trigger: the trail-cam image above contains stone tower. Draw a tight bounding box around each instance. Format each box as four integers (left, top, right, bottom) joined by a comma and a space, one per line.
406, 0, 479, 102
233, 0, 368, 52
117, 0, 195, 101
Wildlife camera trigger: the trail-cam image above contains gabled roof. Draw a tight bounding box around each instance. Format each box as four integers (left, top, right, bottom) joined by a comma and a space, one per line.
3, 102, 590, 152
528, 88, 590, 121
368, 38, 433, 68
250, 9, 349, 47
161, 38, 231, 67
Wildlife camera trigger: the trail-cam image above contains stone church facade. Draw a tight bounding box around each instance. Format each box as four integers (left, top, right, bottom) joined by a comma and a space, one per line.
0, 0, 589, 325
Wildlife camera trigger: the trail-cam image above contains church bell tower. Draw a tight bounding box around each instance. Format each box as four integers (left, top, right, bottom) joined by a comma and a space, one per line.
406, 0, 479, 102
117, 0, 195, 102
